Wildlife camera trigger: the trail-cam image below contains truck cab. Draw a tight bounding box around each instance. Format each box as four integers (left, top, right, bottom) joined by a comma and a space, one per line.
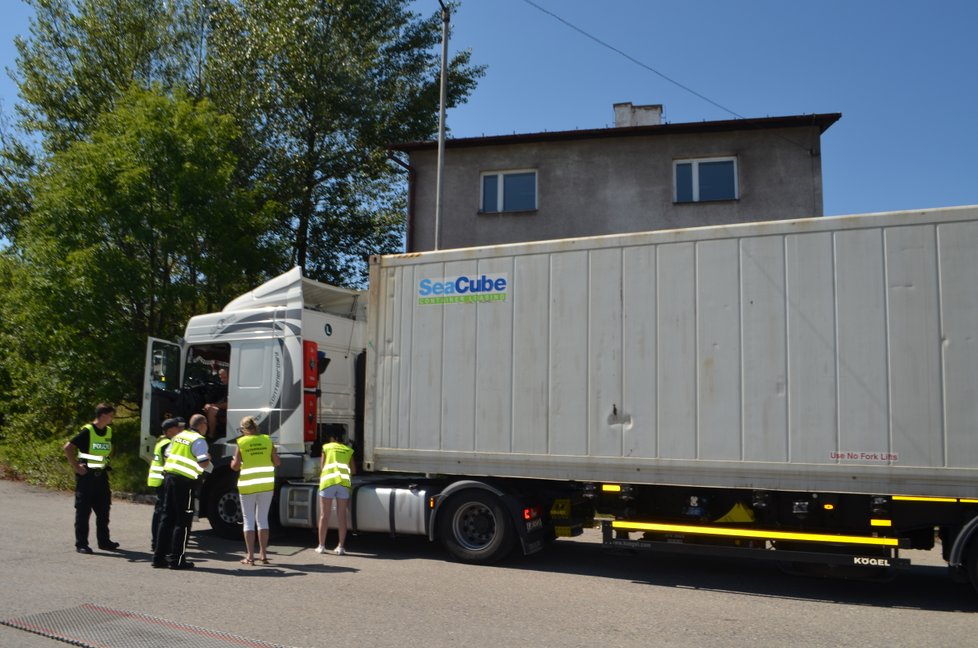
140, 267, 366, 535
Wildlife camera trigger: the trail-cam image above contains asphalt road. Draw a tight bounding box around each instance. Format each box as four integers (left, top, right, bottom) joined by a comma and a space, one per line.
1, 478, 976, 648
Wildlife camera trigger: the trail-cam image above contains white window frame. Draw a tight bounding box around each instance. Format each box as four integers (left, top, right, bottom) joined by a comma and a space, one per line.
480, 169, 538, 213
673, 156, 739, 203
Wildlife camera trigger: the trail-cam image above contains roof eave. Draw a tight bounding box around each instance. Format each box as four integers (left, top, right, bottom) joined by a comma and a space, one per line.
390, 113, 842, 152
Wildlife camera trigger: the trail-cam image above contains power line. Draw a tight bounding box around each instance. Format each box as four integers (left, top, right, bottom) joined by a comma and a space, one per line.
520, 0, 818, 154
520, 0, 746, 120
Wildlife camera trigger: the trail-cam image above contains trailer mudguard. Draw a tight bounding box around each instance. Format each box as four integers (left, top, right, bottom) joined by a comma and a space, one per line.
429, 479, 544, 555
948, 514, 978, 568
428, 480, 507, 542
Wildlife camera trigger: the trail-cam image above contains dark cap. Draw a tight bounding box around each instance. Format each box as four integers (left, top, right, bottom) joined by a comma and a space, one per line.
162, 417, 186, 432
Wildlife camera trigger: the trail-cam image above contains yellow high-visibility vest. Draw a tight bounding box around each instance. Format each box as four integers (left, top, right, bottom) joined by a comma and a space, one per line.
236, 435, 275, 494
319, 442, 353, 491
78, 424, 112, 469
163, 430, 206, 479
147, 437, 171, 487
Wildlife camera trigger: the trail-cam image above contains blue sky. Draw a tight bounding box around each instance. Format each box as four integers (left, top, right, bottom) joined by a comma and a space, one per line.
2, 0, 976, 217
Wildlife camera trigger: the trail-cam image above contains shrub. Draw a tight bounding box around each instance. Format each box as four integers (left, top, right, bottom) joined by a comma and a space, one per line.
0, 413, 150, 495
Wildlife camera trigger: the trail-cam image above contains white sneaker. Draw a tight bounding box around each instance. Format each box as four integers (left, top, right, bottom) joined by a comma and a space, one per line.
314, 545, 326, 554
333, 546, 346, 555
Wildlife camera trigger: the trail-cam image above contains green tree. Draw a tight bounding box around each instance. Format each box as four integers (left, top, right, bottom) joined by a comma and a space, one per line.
12, 0, 484, 288
14, 0, 206, 154
0, 253, 14, 424
0, 85, 274, 440
0, 113, 34, 243
204, 0, 483, 285
3, 0, 213, 244
0, 0, 483, 476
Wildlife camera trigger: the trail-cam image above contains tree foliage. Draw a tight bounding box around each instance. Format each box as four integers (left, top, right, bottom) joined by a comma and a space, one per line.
205, 0, 482, 284
10, 0, 483, 284
0, 0, 482, 452
14, 0, 204, 153
2, 85, 273, 437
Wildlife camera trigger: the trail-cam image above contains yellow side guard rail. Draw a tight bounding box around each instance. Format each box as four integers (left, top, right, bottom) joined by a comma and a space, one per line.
612, 520, 900, 547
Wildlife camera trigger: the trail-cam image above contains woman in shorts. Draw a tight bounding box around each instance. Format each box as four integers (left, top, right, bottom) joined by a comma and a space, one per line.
315, 428, 356, 555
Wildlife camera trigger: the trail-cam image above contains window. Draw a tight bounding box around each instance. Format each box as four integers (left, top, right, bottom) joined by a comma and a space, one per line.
674, 157, 738, 203
149, 340, 181, 391
238, 342, 266, 388
182, 344, 230, 388
481, 170, 537, 213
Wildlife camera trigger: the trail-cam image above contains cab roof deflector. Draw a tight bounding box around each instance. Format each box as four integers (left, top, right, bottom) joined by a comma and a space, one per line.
221, 267, 364, 320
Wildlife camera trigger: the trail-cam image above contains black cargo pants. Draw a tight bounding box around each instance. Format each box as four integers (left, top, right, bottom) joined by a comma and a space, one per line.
74, 470, 111, 548
153, 473, 196, 567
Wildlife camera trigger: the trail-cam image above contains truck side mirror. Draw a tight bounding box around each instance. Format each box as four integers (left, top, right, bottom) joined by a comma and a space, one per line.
317, 351, 330, 375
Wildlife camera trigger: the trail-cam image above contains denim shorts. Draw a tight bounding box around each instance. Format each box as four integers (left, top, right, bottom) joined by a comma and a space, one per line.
319, 485, 350, 500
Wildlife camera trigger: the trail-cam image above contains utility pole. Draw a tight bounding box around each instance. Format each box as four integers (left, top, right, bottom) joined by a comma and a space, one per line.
434, 1, 450, 251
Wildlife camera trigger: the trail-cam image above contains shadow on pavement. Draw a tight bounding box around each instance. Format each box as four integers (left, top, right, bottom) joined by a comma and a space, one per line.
183, 521, 978, 612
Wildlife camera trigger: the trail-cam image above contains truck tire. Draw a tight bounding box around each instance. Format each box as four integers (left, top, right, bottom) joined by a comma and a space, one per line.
205, 474, 242, 540
437, 490, 515, 564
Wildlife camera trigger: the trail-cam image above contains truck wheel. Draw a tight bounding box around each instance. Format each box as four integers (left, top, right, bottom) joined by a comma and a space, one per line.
206, 474, 242, 540
438, 491, 515, 564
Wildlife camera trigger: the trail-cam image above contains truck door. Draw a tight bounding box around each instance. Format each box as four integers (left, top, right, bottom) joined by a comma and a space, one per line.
140, 338, 183, 461
228, 340, 281, 439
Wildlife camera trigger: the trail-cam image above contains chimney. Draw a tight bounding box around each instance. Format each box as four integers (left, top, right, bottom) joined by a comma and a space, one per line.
613, 102, 663, 127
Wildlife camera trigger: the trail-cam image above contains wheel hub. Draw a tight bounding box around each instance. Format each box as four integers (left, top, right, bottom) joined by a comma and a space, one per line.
218, 491, 242, 525
454, 503, 495, 550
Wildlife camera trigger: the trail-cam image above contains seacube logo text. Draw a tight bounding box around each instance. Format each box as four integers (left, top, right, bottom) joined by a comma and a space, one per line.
418, 274, 508, 305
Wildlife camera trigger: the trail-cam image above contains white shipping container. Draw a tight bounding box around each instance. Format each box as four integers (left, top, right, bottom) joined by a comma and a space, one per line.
363, 206, 978, 497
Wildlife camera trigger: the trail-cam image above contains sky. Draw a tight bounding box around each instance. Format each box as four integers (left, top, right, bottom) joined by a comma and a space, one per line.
1, 0, 977, 218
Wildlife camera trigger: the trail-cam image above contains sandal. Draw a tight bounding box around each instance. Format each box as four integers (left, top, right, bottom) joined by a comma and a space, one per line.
240, 558, 254, 565
259, 558, 270, 564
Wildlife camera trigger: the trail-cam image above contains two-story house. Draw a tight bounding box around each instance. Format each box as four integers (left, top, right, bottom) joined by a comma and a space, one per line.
390, 103, 840, 252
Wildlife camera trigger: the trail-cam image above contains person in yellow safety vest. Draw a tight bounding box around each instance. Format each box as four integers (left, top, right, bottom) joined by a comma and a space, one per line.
152, 413, 210, 570
315, 427, 356, 556
230, 415, 281, 565
63, 403, 119, 554
148, 417, 185, 552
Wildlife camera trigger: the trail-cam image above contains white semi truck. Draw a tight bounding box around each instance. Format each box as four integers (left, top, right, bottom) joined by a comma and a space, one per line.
141, 204, 978, 590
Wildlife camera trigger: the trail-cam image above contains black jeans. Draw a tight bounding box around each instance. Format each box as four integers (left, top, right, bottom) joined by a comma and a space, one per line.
150, 485, 164, 551
153, 473, 196, 567
74, 471, 111, 548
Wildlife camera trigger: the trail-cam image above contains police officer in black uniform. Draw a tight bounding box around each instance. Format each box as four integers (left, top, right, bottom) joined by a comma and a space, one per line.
148, 417, 185, 551
63, 403, 120, 554
152, 413, 211, 569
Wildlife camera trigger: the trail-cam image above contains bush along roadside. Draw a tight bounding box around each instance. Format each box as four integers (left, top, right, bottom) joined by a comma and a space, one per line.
0, 414, 153, 499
